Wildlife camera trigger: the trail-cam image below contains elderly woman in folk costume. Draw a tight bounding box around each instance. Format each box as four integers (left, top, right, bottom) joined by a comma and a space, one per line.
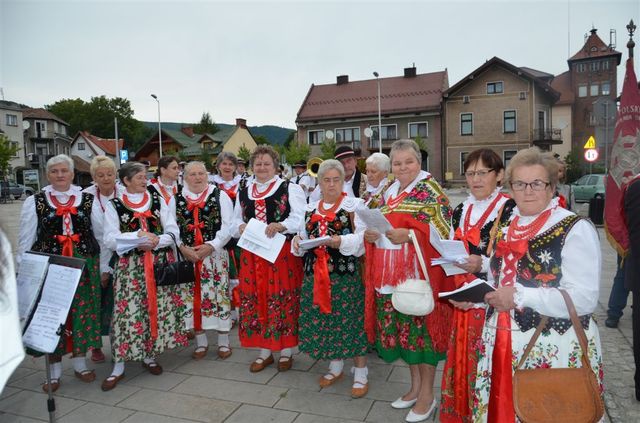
363, 139, 455, 423
17, 154, 102, 392
292, 160, 370, 398
362, 152, 392, 208
172, 161, 234, 359
472, 147, 603, 421
149, 155, 181, 205
233, 145, 305, 372
212, 152, 243, 323
101, 162, 188, 391
440, 148, 514, 423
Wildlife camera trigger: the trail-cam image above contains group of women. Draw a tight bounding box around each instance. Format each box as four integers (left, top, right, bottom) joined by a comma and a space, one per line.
17, 139, 604, 422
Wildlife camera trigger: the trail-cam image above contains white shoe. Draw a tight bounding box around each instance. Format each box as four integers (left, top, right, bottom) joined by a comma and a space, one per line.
405, 399, 437, 422
391, 396, 417, 409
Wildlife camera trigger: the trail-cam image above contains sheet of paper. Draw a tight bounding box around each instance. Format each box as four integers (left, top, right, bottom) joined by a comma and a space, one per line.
237, 218, 286, 263
429, 224, 469, 276
299, 236, 331, 250
355, 208, 401, 250
16, 253, 50, 329
22, 264, 82, 353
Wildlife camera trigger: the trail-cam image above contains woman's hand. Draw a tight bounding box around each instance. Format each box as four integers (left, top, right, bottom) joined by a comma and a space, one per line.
239, 223, 247, 235
265, 222, 285, 238
194, 244, 214, 260
449, 299, 474, 310
455, 254, 483, 274
364, 229, 381, 243
485, 286, 517, 312
100, 272, 110, 288
292, 235, 301, 254
180, 245, 201, 263
323, 235, 342, 249
385, 228, 410, 245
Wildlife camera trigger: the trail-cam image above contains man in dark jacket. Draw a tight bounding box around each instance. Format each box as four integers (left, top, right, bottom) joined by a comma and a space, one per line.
625, 175, 640, 400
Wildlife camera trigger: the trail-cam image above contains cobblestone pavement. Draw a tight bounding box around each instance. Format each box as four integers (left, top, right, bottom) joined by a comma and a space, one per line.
0, 193, 638, 422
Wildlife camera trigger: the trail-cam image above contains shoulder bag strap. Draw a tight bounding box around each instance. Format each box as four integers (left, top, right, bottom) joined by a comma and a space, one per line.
516, 315, 549, 369
559, 289, 594, 370
409, 229, 429, 281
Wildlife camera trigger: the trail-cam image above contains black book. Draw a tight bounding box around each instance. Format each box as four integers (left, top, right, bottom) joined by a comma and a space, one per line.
438, 279, 495, 303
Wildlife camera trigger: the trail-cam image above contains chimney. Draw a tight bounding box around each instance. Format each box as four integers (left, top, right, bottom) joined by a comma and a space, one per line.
235, 118, 247, 128
404, 66, 417, 78
337, 75, 349, 85
181, 126, 194, 137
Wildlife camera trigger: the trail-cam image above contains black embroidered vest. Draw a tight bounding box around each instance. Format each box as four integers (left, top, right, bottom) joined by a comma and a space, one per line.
31, 192, 99, 257
302, 208, 357, 276
175, 189, 222, 246
238, 180, 291, 224
489, 214, 589, 334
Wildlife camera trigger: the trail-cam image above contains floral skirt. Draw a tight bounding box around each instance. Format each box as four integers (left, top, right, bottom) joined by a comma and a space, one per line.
299, 270, 369, 360
472, 311, 604, 422
374, 291, 445, 366
181, 249, 231, 332
237, 244, 303, 350
111, 249, 189, 362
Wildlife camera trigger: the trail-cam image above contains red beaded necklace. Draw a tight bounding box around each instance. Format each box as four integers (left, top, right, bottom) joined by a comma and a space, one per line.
251, 179, 277, 199
123, 192, 149, 209
508, 208, 553, 241
463, 193, 505, 235
318, 192, 346, 216
49, 192, 75, 208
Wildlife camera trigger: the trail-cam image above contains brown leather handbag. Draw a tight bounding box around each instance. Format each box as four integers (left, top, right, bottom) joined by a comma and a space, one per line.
512, 289, 604, 423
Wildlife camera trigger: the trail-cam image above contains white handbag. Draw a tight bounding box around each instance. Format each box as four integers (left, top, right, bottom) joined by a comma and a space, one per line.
391, 229, 435, 316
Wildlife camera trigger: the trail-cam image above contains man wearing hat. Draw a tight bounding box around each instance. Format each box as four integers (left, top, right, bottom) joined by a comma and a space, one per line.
292, 160, 315, 199
309, 146, 367, 201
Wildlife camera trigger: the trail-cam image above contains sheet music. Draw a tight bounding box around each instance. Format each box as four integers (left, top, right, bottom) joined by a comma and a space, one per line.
16, 253, 50, 329
298, 236, 332, 250
429, 224, 468, 276
355, 208, 401, 250
237, 218, 286, 263
22, 264, 82, 353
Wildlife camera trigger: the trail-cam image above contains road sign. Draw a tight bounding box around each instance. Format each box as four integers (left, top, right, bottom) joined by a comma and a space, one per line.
584, 148, 599, 162
584, 136, 596, 149
120, 150, 129, 164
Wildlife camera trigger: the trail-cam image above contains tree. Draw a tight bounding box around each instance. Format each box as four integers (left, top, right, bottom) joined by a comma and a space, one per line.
237, 144, 251, 163
199, 149, 214, 171
192, 112, 219, 135
319, 140, 336, 160
282, 141, 310, 165
564, 148, 584, 184
284, 130, 296, 149
253, 135, 270, 145
0, 134, 20, 179
413, 135, 429, 155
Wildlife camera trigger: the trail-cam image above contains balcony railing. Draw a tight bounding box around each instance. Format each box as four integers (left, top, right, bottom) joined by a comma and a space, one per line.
532, 128, 562, 143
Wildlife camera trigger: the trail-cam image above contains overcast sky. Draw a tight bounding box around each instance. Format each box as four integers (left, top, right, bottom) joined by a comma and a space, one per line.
1, 0, 638, 129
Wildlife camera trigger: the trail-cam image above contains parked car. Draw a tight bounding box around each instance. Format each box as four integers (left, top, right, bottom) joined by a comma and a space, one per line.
4, 182, 34, 199
572, 174, 605, 203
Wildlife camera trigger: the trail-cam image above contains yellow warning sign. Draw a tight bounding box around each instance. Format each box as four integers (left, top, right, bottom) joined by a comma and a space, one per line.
583, 136, 596, 149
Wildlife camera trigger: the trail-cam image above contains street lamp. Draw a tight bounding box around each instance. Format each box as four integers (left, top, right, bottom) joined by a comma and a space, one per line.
373, 72, 382, 153
150, 94, 163, 158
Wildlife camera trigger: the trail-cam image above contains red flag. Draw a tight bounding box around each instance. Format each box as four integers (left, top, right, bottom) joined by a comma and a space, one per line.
605, 57, 640, 255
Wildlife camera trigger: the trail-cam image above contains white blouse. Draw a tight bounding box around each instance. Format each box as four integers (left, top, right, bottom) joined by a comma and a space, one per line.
103, 190, 180, 255
168, 184, 234, 252
150, 179, 178, 204
17, 185, 102, 267
293, 196, 366, 257
487, 198, 601, 318
232, 176, 306, 238
212, 174, 242, 191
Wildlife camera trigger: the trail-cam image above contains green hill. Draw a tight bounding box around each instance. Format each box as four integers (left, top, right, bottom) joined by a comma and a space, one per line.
141, 121, 294, 145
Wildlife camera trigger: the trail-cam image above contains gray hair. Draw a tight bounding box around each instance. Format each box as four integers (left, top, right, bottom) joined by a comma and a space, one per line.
184, 161, 207, 176
317, 159, 345, 181
505, 147, 559, 190
389, 139, 421, 163
365, 152, 390, 173
216, 152, 238, 170
46, 154, 74, 173
118, 162, 146, 186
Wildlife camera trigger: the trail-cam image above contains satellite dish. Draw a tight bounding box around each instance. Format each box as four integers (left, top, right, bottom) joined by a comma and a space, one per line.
325, 130, 334, 140
364, 128, 373, 138
22, 121, 31, 130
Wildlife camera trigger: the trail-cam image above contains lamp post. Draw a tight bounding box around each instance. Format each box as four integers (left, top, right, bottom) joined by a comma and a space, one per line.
373, 72, 382, 153
150, 94, 163, 158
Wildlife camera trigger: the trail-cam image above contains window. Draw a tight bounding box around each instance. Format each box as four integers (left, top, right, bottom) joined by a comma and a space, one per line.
335, 127, 360, 143
578, 85, 588, 98
503, 150, 517, 168
308, 130, 325, 145
503, 110, 517, 133
601, 81, 611, 96
576, 63, 586, 73
590, 61, 600, 72
603, 60, 610, 71
371, 124, 397, 141
590, 84, 599, 96
78, 142, 85, 150
5, 114, 17, 126
487, 81, 503, 94
11, 141, 19, 157
460, 152, 469, 175
409, 122, 428, 139
460, 113, 473, 135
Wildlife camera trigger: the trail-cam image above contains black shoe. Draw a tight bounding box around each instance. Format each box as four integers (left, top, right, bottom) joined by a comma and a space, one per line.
605, 317, 619, 328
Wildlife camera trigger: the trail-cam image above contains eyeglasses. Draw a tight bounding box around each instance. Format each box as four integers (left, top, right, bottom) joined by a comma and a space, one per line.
510, 180, 550, 191
464, 169, 494, 178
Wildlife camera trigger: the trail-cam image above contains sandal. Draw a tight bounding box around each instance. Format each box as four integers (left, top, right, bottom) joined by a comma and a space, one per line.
319, 372, 343, 388
249, 355, 274, 372
277, 356, 293, 372
217, 345, 232, 360
192, 346, 209, 360
142, 361, 163, 375
42, 378, 60, 393
351, 380, 369, 398
74, 369, 96, 383
101, 373, 125, 391
91, 348, 106, 363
